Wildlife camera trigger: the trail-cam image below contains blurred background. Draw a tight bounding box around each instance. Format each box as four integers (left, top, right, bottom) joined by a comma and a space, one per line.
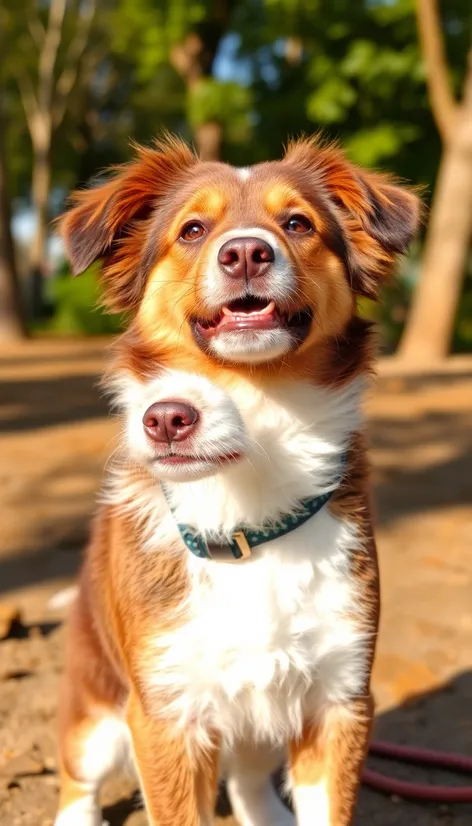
0, 0, 471, 356
0, 2, 472, 825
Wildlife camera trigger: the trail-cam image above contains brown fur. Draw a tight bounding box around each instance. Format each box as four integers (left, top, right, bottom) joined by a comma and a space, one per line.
127, 691, 219, 826
56, 135, 419, 825
330, 432, 380, 675
57, 495, 197, 824
290, 696, 374, 825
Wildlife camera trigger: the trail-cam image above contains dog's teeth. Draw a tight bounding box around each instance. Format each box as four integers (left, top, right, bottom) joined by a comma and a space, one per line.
222, 301, 275, 317
258, 300, 275, 316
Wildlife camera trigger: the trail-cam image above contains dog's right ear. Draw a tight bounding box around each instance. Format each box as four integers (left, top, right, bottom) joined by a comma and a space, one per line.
60, 176, 125, 277
59, 136, 196, 309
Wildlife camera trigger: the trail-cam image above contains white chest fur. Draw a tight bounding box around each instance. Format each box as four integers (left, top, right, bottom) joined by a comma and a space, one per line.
148, 509, 367, 748
111, 369, 369, 747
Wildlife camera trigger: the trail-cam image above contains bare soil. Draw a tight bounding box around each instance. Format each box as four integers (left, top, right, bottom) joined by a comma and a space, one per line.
1, 339, 472, 825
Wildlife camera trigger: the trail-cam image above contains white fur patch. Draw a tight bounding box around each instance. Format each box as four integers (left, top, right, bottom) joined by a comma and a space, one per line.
201, 225, 296, 362
108, 369, 249, 486
55, 716, 131, 826
225, 742, 294, 826
293, 781, 330, 826
76, 716, 131, 783
149, 507, 366, 748
54, 797, 105, 826
236, 167, 252, 181
202, 225, 296, 364
107, 369, 369, 752
203, 227, 293, 310
48, 585, 78, 610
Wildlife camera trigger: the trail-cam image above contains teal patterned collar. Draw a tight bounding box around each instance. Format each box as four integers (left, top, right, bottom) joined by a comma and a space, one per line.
161, 474, 343, 562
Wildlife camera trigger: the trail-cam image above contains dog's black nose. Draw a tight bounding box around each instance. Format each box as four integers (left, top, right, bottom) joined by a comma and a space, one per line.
143, 402, 199, 444
218, 237, 274, 281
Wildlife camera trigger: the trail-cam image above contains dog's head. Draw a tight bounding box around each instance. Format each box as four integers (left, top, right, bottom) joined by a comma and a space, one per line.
60, 134, 420, 369
61, 136, 419, 483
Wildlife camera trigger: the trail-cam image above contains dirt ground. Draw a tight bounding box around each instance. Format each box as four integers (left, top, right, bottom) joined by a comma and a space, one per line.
1, 338, 472, 826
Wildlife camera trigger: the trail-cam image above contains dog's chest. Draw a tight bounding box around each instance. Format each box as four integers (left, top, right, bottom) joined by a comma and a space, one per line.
149, 509, 367, 745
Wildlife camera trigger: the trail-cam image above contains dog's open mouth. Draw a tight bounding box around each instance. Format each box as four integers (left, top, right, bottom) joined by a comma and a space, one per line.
157, 452, 242, 467
192, 297, 312, 341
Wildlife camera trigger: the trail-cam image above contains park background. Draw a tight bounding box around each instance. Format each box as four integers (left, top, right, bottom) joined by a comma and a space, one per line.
1, 1, 472, 825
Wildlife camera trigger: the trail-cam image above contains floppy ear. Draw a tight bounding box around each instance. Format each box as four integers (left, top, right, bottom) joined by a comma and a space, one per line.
59, 136, 196, 310
284, 138, 422, 298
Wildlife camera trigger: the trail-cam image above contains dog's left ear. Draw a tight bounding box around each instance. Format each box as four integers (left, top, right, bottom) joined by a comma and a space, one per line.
285, 138, 422, 298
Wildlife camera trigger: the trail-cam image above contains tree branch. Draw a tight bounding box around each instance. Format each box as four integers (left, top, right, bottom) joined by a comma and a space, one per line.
37, 0, 67, 115
416, 0, 458, 142
28, 7, 46, 49
16, 70, 39, 136
462, 47, 472, 108
52, 0, 97, 128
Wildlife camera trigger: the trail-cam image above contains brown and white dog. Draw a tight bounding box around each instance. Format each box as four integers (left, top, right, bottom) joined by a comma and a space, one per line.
55, 136, 419, 826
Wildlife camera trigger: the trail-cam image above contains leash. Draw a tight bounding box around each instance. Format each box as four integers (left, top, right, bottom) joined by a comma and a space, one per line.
162, 474, 472, 804
364, 740, 472, 802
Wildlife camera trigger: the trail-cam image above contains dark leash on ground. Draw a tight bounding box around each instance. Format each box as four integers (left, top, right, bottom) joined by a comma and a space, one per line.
364, 741, 472, 802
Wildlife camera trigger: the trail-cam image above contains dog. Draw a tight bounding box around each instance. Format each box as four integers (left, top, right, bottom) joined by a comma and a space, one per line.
54, 135, 419, 826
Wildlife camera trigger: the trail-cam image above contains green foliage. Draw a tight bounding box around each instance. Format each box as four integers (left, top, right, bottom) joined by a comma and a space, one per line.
345, 124, 420, 168
42, 266, 124, 336
188, 79, 253, 142
110, 0, 210, 81
360, 251, 472, 355
453, 259, 472, 353
358, 246, 422, 354
236, 0, 469, 185
3, 0, 471, 345
306, 77, 357, 125
5, 0, 470, 193
359, 279, 413, 355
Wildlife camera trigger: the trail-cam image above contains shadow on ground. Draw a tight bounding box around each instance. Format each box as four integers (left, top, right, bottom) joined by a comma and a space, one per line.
371, 409, 472, 524
1, 343, 472, 825
0, 373, 108, 433
357, 670, 472, 825
0, 345, 107, 371
96, 671, 472, 825
1, 360, 472, 593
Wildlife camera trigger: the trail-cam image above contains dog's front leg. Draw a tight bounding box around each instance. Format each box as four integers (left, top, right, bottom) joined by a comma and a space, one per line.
289, 695, 373, 826
127, 691, 219, 826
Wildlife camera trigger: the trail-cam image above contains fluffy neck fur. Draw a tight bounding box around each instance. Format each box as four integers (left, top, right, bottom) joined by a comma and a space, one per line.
106, 372, 366, 547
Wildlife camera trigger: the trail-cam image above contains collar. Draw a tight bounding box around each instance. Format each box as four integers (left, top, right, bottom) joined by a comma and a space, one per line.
161, 461, 345, 562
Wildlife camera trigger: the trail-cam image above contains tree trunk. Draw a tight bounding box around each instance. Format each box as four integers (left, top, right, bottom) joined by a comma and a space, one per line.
397, 61, 472, 363
29, 143, 52, 318
0, 99, 26, 341
194, 121, 222, 161
170, 17, 231, 163
416, 0, 457, 143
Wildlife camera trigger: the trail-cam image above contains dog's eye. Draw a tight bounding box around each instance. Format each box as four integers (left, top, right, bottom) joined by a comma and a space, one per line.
180, 221, 207, 242
284, 215, 313, 234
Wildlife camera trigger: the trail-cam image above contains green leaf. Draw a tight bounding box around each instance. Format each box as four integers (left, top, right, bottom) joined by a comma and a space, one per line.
345, 123, 420, 167
188, 79, 253, 140
306, 77, 357, 124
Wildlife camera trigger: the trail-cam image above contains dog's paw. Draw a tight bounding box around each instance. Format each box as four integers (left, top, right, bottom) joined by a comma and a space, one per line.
54, 807, 104, 826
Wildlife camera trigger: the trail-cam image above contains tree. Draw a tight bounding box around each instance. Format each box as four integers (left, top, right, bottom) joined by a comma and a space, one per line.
109, 0, 252, 162
0, 98, 26, 341
2, 0, 471, 348
169, 8, 233, 160
397, 0, 472, 362
14, 0, 97, 316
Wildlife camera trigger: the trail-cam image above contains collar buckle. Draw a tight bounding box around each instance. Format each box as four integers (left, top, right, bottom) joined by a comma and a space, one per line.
232, 530, 252, 559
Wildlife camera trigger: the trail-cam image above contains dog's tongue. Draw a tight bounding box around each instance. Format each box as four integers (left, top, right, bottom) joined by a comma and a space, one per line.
220, 300, 275, 326
196, 298, 280, 339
